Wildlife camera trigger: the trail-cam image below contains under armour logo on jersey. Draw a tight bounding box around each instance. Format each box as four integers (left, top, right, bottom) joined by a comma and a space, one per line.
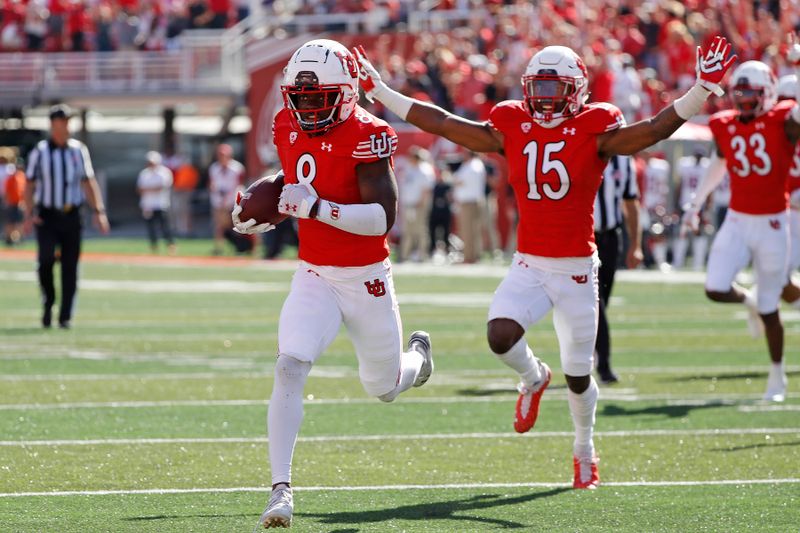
364, 278, 386, 297
755, 122, 765, 130
284, 203, 298, 213
321, 142, 333, 152
563, 127, 576, 135
728, 124, 736, 134
369, 132, 392, 158
289, 132, 298, 145
770, 219, 781, 230
521, 122, 532, 133
571, 275, 588, 284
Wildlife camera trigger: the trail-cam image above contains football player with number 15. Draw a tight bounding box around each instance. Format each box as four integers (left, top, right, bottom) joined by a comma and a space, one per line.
233, 39, 434, 529
356, 36, 736, 489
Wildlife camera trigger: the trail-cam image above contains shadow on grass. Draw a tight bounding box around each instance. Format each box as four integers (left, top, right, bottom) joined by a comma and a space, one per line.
458, 384, 566, 397
123, 512, 253, 522
661, 370, 800, 382
298, 487, 570, 529
1, 327, 51, 335
711, 440, 800, 452
601, 401, 730, 418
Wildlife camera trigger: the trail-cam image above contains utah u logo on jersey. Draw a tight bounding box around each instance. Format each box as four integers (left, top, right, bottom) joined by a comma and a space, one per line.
571, 275, 588, 284
364, 278, 386, 297
369, 132, 392, 158
769, 219, 781, 230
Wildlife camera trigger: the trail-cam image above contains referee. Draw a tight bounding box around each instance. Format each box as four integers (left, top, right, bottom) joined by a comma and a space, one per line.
593, 154, 643, 384
23, 104, 109, 329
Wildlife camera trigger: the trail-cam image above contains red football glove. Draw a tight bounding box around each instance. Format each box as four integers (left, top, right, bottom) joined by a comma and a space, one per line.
352, 45, 384, 102
696, 36, 737, 97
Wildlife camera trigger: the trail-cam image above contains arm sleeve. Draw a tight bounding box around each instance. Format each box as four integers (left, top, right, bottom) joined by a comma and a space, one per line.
316, 200, 387, 236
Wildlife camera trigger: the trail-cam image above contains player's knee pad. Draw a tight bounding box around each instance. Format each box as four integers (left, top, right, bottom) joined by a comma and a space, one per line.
273, 354, 311, 388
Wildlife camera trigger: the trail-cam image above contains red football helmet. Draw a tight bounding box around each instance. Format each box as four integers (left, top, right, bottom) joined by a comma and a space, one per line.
522, 46, 589, 127
281, 39, 360, 134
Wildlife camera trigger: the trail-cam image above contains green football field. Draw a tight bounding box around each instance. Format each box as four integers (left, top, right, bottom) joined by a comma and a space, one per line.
0, 246, 798, 532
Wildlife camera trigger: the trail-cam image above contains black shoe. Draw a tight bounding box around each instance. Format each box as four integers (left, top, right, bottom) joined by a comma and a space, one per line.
42, 307, 52, 329
58, 321, 71, 330
598, 370, 619, 385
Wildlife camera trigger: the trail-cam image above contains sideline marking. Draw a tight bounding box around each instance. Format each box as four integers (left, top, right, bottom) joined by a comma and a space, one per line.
2, 427, 798, 447
1, 478, 798, 498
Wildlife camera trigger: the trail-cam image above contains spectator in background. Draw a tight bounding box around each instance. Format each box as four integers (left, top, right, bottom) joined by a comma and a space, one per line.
429, 167, 453, 261
208, 143, 244, 255
24, 0, 48, 51
398, 146, 435, 262
171, 158, 199, 238
641, 151, 672, 271
137, 151, 175, 255
4, 158, 27, 246
673, 147, 711, 270
452, 151, 486, 263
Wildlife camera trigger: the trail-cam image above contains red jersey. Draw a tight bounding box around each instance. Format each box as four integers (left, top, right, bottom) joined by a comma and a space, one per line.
789, 142, 800, 194
489, 100, 625, 257
273, 105, 397, 267
709, 100, 795, 214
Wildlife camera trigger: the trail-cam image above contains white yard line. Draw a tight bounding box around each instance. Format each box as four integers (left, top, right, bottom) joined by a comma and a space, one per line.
1, 427, 798, 447
2, 392, 798, 411
2, 364, 798, 382
0, 478, 797, 498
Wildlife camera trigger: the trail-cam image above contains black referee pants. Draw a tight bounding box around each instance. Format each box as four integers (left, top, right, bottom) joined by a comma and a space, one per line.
595, 228, 620, 377
36, 209, 82, 325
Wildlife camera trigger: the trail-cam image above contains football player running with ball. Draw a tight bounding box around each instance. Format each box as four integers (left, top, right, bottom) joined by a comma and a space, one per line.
233, 39, 433, 528
681, 34, 800, 403
355, 36, 736, 489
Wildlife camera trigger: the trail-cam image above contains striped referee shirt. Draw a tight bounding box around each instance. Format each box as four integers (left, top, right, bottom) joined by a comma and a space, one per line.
594, 154, 638, 232
25, 138, 95, 210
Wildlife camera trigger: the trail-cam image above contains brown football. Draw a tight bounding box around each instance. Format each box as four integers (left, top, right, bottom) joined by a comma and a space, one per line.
238, 173, 288, 226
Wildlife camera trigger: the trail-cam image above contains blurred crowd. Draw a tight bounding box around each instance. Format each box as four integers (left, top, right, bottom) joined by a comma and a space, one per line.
0, 0, 249, 52
362, 1, 799, 124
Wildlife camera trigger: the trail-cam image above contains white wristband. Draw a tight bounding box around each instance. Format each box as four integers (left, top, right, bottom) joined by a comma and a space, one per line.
317, 200, 388, 236
372, 84, 415, 121
792, 103, 800, 125
673, 83, 712, 120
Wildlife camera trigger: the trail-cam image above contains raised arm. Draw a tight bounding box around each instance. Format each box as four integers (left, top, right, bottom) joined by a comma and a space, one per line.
598, 36, 737, 157
353, 46, 504, 154
785, 32, 800, 144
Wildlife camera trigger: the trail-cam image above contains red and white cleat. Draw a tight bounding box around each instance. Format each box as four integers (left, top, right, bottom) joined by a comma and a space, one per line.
513, 362, 551, 433
573, 455, 600, 490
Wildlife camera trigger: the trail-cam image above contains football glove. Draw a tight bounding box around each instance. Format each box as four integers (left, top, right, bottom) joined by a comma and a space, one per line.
278, 183, 318, 219
231, 191, 275, 234
352, 45, 385, 103
696, 36, 737, 97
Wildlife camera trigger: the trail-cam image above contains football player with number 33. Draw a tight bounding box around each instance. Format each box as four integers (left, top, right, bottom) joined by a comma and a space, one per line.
233, 39, 434, 529
681, 33, 800, 403
355, 36, 736, 489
